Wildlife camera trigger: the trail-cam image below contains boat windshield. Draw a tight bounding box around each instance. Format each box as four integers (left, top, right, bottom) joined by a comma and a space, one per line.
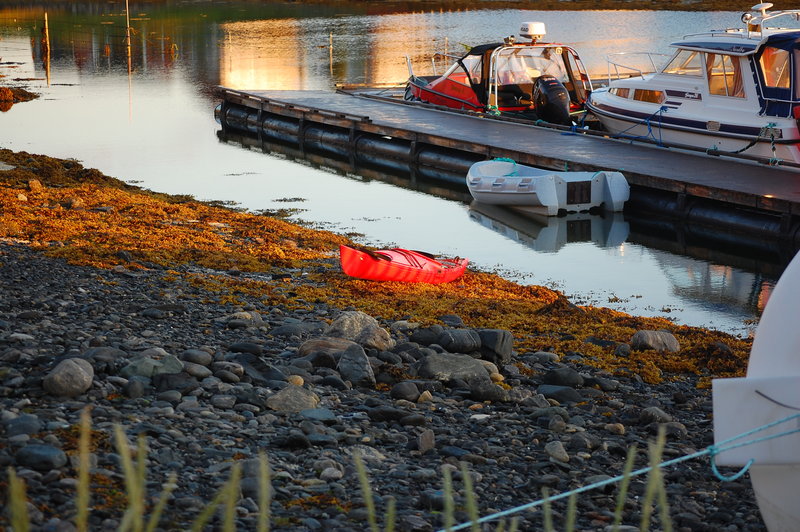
442, 53, 483, 86
492, 46, 569, 85
663, 50, 703, 76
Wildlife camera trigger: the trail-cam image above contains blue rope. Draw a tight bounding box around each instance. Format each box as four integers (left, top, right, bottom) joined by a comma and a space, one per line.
612, 106, 668, 146
439, 412, 800, 531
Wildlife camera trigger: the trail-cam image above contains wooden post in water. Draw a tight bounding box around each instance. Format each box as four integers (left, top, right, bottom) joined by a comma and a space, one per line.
125, 0, 132, 73
329, 32, 333, 76
43, 12, 51, 86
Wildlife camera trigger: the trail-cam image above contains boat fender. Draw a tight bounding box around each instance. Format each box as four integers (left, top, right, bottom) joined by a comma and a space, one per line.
533, 75, 571, 125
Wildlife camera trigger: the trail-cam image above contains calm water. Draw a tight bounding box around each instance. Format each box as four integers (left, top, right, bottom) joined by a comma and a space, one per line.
0, 2, 789, 335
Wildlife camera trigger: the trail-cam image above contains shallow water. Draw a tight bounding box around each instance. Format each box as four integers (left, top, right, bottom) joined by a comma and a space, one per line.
0, 2, 789, 335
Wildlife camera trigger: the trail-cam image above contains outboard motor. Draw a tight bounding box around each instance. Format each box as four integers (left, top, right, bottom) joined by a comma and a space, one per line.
533, 75, 571, 125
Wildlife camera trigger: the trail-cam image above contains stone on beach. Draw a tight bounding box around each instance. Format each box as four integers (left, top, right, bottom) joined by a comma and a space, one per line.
42, 358, 94, 397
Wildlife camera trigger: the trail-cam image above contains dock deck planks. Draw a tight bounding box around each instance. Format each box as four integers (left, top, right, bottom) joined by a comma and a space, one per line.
221, 89, 800, 218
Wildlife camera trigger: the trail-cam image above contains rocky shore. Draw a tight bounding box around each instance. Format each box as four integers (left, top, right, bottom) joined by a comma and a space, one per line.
0, 147, 765, 531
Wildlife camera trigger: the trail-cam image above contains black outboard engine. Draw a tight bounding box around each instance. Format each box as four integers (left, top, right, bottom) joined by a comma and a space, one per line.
532, 75, 571, 125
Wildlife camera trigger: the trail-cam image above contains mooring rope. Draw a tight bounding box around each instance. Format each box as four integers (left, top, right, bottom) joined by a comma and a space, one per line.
439, 411, 800, 531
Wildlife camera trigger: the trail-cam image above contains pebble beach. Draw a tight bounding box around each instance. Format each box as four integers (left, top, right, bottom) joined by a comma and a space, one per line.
0, 143, 767, 531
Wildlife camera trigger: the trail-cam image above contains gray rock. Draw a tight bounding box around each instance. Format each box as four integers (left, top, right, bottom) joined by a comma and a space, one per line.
390, 381, 420, 402
409, 325, 444, 346
543, 367, 584, 387
529, 351, 559, 363
43, 358, 94, 397
228, 342, 263, 355
300, 408, 338, 424
324, 311, 394, 350
181, 349, 213, 366
417, 429, 436, 453
640, 406, 673, 424
631, 330, 680, 352
182, 361, 212, 379
152, 372, 199, 394
537, 384, 583, 404
415, 352, 491, 383
544, 440, 569, 463
266, 385, 319, 413
470, 380, 509, 402
477, 328, 514, 365
15, 444, 68, 471
4, 414, 43, 437
436, 329, 481, 353
337, 344, 376, 387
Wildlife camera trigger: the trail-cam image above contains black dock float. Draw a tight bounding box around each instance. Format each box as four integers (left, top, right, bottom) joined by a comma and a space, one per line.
216, 88, 800, 245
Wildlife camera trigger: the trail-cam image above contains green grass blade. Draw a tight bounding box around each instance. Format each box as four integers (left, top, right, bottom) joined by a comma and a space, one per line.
565, 492, 577, 532
541, 487, 553, 532
145, 471, 178, 532
76, 407, 91, 532
459, 462, 479, 532
443, 466, 454, 532
257, 451, 272, 532
384, 496, 396, 532
639, 427, 666, 531
114, 425, 142, 532
222, 462, 242, 532
354, 451, 379, 532
611, 445, 638, 531
7, 467, 30, 532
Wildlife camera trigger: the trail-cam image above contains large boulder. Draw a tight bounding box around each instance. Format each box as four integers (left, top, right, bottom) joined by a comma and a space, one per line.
43, 358, 94, 397
415, 353, 491, 383
324, 311, 394, 350
631, 330, 680, 352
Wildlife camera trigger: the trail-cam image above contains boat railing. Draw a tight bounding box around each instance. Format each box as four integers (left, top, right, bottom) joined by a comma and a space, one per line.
605, 52, 670, 81
680, 30, 751, 40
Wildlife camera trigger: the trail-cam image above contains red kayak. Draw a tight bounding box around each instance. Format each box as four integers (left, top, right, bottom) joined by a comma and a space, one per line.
339, 245, 468, 284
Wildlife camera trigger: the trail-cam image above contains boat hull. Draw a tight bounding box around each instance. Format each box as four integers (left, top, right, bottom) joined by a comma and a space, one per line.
466, 159, 629, 216
587, 100, 800, 163
339, 245, 467, 284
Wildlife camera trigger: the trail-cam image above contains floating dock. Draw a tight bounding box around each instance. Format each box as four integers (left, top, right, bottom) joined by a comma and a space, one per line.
216, 88, 800, 247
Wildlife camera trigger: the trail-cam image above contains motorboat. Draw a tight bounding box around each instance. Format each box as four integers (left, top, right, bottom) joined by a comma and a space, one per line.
404, 22, 593, 125
466, 158, 629, 216
585, 3, 800, 164
339, 245, 468, 284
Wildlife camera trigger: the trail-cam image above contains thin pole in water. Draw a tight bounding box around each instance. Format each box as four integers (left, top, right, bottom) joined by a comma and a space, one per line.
43, 12, 51, 86
125, 0, 132, 73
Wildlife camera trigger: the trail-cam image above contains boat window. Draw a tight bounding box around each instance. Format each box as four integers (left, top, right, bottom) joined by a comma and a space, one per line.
662, 50, 703, 76
633, 89, 665, 103
759, 46, 790, 89
493, 47, 568, 84
706, 53, 745, 98
610, 87, 630, 98
443, 55, 481, 87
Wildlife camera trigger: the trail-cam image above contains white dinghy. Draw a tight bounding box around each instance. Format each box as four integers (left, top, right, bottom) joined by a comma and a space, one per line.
713, 250, 800, 531
466, 158, 629, 216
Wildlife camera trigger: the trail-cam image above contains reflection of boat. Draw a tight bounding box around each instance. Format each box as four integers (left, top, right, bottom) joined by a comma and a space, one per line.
404, 22, 592, 125
467, 202, 629, 253
586, 3, 800, 163
339, 245, 468, 283
466, 159, 629, 216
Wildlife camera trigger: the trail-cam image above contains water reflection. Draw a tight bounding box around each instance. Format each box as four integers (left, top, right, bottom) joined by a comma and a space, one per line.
0, 3, 789, 334
467, 204, 629, 253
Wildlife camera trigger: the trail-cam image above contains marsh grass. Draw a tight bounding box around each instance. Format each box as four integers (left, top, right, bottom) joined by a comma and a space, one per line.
4, 410, 674, 531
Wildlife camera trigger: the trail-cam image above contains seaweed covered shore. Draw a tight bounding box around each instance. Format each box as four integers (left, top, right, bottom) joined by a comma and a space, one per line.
0, 149, 765, 530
